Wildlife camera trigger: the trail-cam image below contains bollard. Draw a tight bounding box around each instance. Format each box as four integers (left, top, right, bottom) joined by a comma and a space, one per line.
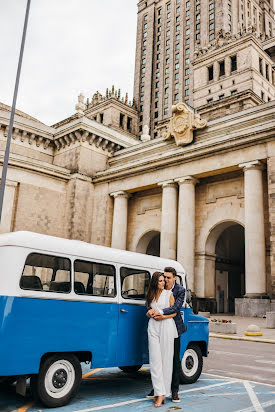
266, 312, 275, 329
245, 324, 262, 336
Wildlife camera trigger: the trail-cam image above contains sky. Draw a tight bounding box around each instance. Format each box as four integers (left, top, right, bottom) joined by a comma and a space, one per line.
0, 0, 138, 125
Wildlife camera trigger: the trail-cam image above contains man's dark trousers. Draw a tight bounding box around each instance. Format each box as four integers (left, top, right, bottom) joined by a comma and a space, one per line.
171, 336, 181, 392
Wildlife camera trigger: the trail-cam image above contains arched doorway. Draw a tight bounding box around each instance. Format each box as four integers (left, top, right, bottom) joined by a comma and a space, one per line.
136, 230, 160, 257
215, 224, 245, 313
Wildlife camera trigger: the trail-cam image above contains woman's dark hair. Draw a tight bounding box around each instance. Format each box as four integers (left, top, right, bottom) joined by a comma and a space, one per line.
146, 271, 164, 306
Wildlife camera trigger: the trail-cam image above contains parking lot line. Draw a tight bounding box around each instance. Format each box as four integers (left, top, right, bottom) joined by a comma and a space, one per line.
234, 399, 275, 412
204, 372, 275, 387
72, 379, 239, 412
243, 381, 264, 412
17, 401, 35, 412
82, 368, 102, 379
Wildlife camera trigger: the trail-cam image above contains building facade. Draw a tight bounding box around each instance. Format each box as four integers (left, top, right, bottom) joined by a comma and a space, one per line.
0, 1, 275, 315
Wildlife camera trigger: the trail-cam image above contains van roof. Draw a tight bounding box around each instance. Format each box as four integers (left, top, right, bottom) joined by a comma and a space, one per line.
0, 231, 185, 273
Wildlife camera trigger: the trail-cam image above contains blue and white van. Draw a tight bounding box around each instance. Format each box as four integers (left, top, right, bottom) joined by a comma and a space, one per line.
0, 231, 209, 407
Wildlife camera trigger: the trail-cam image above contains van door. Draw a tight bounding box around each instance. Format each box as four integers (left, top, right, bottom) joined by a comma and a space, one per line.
117, 267, 150, 367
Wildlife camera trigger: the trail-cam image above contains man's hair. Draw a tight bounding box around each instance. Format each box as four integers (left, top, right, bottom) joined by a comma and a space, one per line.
164, 267, 177, 277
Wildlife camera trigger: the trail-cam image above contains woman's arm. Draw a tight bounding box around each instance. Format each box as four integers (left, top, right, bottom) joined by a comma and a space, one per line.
153, 293, 176, 320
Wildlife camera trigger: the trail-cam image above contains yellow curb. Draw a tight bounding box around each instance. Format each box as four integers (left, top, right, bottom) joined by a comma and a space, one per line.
17, 402, 35, 412
209, 333, 275, 344
245, 332, 263, 336
82, 368, 102, 379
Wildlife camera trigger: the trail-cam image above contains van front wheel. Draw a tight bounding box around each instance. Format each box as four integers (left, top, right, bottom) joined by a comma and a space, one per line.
180, 344, 203, 384
30, 354, 81, 408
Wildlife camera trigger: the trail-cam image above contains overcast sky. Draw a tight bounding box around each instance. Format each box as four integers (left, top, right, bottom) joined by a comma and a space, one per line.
0, 0, 138, 125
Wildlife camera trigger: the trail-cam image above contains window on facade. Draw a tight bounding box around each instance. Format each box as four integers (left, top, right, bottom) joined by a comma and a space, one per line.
185, 58, 190, 64
186, 19, 190, 25
209, 3, 214, 10
266, 64, 270, 81
219, 94, 225, 99
141, 76, 145, 83
166, 48, 170, 55
176, 43, 180, 50
175, 53, 180, 59
228, 3, 231, 11
156, 72, 160, 78
158, 17, 162, 24
230, 55, 237, 72
164, 107, 169, 115
74, 260, 116, 297
156, 53, 160, 60
208, 65, 214, 81
140, 95, 144, 102
176, 6, 180, 13
176, 25, 180, 31
164, 97, 168, 105
196, 4, 200, 10
219, 61, 225, 77
140, 86, 144, 93
186, 28, 190, 35
196, 23, 200, 30
185, 68, 190, 75
167, 30, 171, 36
144, 23, 147, 29
155, 91, 159, 98
228, 14, 231, 21
167, 20, 171, 27
209, 33, 214, 40
120, 267, 150, 300
157, 44, 160, 51
167, 3, 171, 10
185, 89, 189, 96
139, 125, 142, 133
167, 12, 171, 18
231, 89, 237, 95
186, 48, 190, 54
186, 9, 190, 16
166, 58, 170, 64
144, 14, 148, 21
158, 8, 162, 15
207, 98, 213, 103
175, 73, 179, 80
228, 23, 231, 31
209, 22, 214, 31
174, 93, 179, 101
20, 253, 71, 293
154, 111, 158, 118
166, 39, 170, 46
196, 33, 200, 40
175, 62, 180, 69
186, 38, 190, 45
142, 49, 146, 55
259, 57, 263, 75
175, 83, 179, 90
209, 13, 214, 20
156, 62, 160, 69
142, 58, 146, 65
165, 67, 169, 74
196, 14, 200, 20
165, 77, 169, 84
186, 1, 190, 7
139, 115, 143, 122
140, 104, 143, 111
155, 101, 158, 108
157, 26, 161, 32
157, 34, 161, 41
185, 78, 189, 86
165, 87, 169, 94
176, 16, 180, 22
176, 33, 180, 40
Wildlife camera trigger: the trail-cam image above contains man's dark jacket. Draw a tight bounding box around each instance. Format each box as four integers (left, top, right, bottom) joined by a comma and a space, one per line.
162, 283, 186, 336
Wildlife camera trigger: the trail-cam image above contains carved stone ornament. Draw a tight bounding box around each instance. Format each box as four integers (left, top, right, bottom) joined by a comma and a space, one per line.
163, 103, 207, 146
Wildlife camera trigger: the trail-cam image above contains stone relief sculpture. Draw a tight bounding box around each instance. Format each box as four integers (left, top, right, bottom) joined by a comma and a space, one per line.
163, 103, 207, 146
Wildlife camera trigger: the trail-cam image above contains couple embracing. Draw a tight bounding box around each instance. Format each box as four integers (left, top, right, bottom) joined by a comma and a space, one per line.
146, 267, 186, 408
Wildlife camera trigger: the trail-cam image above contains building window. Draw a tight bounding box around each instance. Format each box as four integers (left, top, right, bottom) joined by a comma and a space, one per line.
167, 20, 171, 27
185, 68, 190, 75
186, 38, 190, 45
164, 97, 168, 105
155, 91, 159, 98
158, 8, 162, 15
175, 53, 180, 59
185, 89, 189, 96
186, 19, 190, 25
231, 89, 237, 95
142, 58, 146, 65
167, 30, 171, 36
176, 33, 180, 40
209, 3, 214, 10
166, 39, 170, 46
143, 40, 147, 47
175, 83, 179, 90
166, 48, 170, 55
165, 67, 169, 74
164, 108, 168, 115
186, 1, 190, 7
208, 65, 214, 81
175, 62, 180, 69
219, 94, 225, 99
141, 86, 144, 92
165, 77, 169, 84
167, 12, 171, 18
176, 25, 180, 31
141, 76, 145, 83
155, 111, 158, 118
196, 4, 200, 10
186, 28, 190, 35
196, 23, 200, 30
175, 73, 179, 80
209, 13, 214, 20
144, 15, 148, 21
176, 16, 180, 22
209, 22, 214, 30
166, 58, 170, 64
186, 48, 190, 54
155, 101, 158, 108
186, 9, 190, 16
167, 3, 171, 10
185, 58, 190, 64
165, 87, 169, 94
156, 81, 159, 88
174, 93, 179, 101
144, 23, 147, 29
156, 72, 160, 78
139, 115, 143, 122
158, 17, 162, 24
219, 61, 225, 77
142, 49, 146, 55
185, 78, 189, 86
196, 33, 200, 40
157, 44, 160, 51
207, 98, 213, 103
231, 55, 237, 72
140, 95, 144, 102
228, 14, 231, 21
140, 105, 143, 112
228, 23, 231, 31
176, 6, 180, 13
196, 13, 200, 20
209, 33, 214, 40
156, 62, 160, 69
157, 53, 160, 60
259, 57, 263, 75
157, 34, 161, 41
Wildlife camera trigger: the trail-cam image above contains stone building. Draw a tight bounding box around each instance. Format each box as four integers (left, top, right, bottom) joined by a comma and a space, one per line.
0, 1, 275, 316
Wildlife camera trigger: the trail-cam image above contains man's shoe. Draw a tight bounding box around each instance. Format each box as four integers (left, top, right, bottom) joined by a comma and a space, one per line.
146, 389, 154, 399
172, 392, 180, 403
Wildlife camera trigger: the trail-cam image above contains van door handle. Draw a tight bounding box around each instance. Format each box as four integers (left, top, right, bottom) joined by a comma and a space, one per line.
120, 309, 128, 313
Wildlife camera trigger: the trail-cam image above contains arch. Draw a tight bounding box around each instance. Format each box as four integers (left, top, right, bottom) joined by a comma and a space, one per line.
205, 219, 245, 255
136, 230, 160, 256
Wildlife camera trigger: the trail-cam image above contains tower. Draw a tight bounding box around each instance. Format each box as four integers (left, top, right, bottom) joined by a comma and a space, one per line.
134, 0, 275, 137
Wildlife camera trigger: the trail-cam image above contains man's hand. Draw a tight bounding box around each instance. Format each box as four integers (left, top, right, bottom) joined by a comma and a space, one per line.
146, 308, 158, 318
153, 313, 166, 321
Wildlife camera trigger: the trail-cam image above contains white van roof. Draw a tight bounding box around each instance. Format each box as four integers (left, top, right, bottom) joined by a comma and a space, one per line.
0, 231, 185, 273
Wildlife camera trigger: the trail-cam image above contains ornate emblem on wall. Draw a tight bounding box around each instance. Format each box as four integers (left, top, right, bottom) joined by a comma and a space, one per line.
162, 103, 207, 146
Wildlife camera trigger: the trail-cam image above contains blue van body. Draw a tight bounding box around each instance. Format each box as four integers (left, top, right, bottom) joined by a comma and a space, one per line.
0, 231, 209, 406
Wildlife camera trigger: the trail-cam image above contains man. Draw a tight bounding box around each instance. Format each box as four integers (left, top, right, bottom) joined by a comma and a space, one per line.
146, 266, 186, 403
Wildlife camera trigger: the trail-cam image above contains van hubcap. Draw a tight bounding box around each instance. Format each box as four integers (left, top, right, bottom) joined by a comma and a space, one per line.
52, 369, 67, 388
186, 355, 194, 370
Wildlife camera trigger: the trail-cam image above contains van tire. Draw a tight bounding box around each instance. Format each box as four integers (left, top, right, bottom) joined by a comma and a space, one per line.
180, 344, 203, 384
30, 354, 81, 408
119, 365, 142, 373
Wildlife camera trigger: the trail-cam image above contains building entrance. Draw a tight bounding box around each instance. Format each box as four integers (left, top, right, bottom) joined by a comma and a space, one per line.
215, 224, 245, 313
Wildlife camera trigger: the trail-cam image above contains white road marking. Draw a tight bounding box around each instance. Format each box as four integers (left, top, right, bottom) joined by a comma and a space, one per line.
233, 399, 275, 412
210, 350, 261, 358
243, 381, 264, 412
231, 363, 275, 373
72, 381, 238, 412
254, 359, 275, 365
204, 372, 275, 388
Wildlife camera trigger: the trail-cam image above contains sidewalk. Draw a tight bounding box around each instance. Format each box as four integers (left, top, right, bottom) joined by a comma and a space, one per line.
208, 314, 275, 344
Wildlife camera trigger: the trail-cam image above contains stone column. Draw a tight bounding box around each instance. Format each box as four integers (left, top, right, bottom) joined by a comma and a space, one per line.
239, 160, 266, 296
110, 191, 129, 250
158, 180, 178, 260
176, 176, 198, 291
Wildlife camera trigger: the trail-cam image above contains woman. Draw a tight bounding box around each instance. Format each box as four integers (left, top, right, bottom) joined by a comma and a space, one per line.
146, 272, 178, 408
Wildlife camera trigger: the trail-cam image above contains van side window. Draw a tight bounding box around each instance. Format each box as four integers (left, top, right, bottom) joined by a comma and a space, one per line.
74, 260, 116, 297
20, 253, 71, 293
120, 267, 150, 300
176, 275, 182, 285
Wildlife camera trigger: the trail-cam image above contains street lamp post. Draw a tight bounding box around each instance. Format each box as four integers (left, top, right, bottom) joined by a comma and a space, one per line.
0, 0, 31, 224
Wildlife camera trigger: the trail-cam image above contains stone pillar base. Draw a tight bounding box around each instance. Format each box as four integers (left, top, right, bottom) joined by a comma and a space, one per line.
192, 297, 217, 314
235, 297, 271, 317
